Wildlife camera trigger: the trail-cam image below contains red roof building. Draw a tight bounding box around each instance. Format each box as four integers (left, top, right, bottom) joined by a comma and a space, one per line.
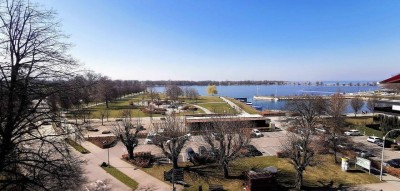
380, 74, 400, 84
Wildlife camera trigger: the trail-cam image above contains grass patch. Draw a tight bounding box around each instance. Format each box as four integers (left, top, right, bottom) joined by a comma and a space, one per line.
183, 96, 225, 104
197, 102, 237, 114
345, 116, 373, 126
65, 138, 90, 154
102, 165, 138, 189
142, 155, 378, 191
227, 98, 260, 114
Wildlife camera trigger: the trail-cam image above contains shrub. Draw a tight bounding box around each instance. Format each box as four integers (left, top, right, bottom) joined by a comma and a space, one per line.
365, 124, 380, 130
122, 152, 153, 168
276, 152, 286, 158
87, 136, 118, 149
385, 166, 400, 178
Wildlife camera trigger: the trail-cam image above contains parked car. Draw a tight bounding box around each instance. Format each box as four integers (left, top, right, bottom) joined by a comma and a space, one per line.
338, 143, 352, 150
384, 159, 400, 168
344, 129, 360, 136
354, 148, 372, 158
198, 146, 208, 156
144, 133, 156, 144
367, 136, 382, 143
242, 145, 263, 157
251, 129, 263, 137
315, 127, 327, 134
376, 140, 392, 148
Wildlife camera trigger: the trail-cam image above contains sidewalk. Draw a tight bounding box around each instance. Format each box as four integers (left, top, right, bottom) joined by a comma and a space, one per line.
78, 150, 132, 191
350, 174, 400, 191
81, 141, 173, 191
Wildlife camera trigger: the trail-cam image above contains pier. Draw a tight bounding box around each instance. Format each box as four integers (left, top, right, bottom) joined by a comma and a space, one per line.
253, 95, 400, 101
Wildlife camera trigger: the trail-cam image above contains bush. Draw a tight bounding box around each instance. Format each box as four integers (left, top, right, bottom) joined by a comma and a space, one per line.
87, 136, 118, 149
385, 166, 400, 178
122, 152, 153, 168
365, 124, 380, 130
276, 152, 286, 158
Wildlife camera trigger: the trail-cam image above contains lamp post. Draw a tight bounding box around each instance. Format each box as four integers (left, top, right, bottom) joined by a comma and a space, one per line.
380, 129, 400, 181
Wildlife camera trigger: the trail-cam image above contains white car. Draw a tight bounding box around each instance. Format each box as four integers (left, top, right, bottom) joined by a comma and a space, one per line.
344, 130, 360, 136
367, 136, 382, 143
315, 127, 327, 134
144, 133, 156, 144
252, 129, 263, 137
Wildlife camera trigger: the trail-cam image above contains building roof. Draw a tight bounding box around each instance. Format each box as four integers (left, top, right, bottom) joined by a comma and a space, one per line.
381, 74, 400, 84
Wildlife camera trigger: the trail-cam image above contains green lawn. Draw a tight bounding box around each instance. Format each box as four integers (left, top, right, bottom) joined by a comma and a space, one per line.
227, 97, 260, 114
183, 96, 225, 104
197, 102, 237, 114
65, 138, 90, 154
142, 155, 379, 191
102, 166, 138, 189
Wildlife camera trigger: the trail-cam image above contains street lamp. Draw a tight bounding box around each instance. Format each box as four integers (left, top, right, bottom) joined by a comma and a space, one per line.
380, 129, 400, 181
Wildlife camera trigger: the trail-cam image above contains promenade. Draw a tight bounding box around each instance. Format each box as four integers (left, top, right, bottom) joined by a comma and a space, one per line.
81, 140, 174, 191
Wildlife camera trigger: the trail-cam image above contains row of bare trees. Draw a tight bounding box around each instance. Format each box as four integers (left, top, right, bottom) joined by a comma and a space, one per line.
47, 73, 144, 113
281, 93, 355, 189
112, 112, 251, 178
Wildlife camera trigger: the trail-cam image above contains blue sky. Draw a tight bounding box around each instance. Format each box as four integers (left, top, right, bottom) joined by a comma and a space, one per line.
39, 0, 400, 81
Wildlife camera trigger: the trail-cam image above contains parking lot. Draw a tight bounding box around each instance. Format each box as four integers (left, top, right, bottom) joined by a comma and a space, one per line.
250, 131, 287, 156
351, 135, 400, 161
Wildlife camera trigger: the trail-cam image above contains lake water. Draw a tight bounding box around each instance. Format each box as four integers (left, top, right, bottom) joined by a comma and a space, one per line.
156, 84, 380, 113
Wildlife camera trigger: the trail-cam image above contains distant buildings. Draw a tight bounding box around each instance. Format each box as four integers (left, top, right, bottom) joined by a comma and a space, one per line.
375, 74, 400, 115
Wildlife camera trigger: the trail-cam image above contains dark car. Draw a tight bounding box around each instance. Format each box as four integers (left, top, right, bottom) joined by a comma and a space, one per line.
242, 145, 262, 157
384, 159, 400, 168
376, 140, 393, 148
198, 146, 208, 156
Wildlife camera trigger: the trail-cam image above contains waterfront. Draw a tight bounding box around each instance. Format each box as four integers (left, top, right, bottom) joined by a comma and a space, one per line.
156, 84, 380, 113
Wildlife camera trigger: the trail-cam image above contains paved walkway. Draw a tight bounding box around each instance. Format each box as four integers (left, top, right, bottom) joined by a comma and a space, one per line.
81, 141, 173, 191
220, 96, 263, 117
78, 150, 132, 191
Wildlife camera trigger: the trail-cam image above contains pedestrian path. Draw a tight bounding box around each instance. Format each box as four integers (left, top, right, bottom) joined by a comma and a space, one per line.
81, 141, 174, 191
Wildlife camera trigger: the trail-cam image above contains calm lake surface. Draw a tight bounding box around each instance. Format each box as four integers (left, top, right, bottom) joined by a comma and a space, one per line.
156, 84, 380, 113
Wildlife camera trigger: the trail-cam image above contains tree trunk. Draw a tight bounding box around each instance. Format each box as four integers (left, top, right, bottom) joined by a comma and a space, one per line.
222, 161, 229, 178
295, 170, 303, 190
101, 117, 104, 125
106, 99, 109, 108
333, 148, 338, 163
127, 146, 134, 160
172, 156, 178, 169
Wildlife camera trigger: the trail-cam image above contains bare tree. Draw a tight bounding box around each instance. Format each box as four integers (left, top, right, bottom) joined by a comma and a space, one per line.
99, 108, 107, 125
326, 93, 347, 163
366, 95, 379, 114
112, 113, 142, 160
165, 85, 183, 104
0, 0, 86, 190
350, 96, 364, 117
201, 116, 252, 178
153, 114, 189, 169
147, 86, 159, 103
282, 95, 325, 190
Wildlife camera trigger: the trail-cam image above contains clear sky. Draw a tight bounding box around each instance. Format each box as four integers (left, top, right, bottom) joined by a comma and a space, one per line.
39, 0, 400, 81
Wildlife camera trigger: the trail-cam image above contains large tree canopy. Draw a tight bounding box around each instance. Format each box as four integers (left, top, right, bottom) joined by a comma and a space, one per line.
0, 0, 85, 190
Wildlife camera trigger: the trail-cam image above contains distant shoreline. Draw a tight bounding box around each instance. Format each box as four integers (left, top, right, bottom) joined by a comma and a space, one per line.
142, 80, 378, 87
